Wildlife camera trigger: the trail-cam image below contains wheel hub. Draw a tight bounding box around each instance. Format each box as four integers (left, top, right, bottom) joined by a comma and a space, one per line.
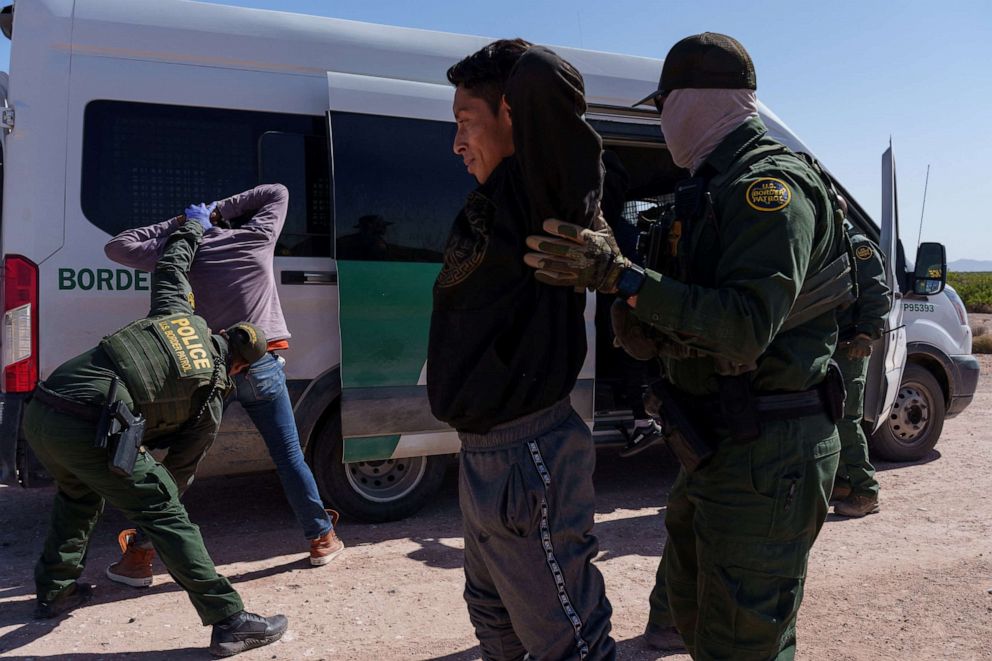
888, 384, 930, 442
344, 456, 428, 503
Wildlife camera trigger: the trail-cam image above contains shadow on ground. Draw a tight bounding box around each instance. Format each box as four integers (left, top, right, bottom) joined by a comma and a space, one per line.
873, 448, 941, 471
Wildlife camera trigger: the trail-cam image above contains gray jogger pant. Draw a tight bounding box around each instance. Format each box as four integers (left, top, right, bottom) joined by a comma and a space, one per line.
458, 399, 615, 661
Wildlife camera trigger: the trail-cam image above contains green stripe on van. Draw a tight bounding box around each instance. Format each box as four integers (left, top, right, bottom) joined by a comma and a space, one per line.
337, 260, 441, 388
343, 435, 401, 463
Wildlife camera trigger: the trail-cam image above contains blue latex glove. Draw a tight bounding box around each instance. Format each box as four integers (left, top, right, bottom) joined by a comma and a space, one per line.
184, 202, 216, 232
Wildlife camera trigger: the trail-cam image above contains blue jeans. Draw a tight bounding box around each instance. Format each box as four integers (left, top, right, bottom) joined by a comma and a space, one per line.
234, 353, 332, 540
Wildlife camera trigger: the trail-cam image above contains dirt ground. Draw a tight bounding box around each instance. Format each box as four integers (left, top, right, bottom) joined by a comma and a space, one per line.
2, 358, 991, 661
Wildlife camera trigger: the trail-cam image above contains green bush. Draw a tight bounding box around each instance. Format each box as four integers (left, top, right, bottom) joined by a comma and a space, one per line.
947, 272, 992, 313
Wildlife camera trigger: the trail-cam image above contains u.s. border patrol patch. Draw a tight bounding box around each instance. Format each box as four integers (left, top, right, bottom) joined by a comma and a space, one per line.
855, 245, 874, 261
745, 178, 792, 212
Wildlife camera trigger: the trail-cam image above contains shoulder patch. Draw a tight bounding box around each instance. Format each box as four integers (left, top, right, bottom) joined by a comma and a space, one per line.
187, 291, 196, 309
855, 245, 874, 261
745, 178, 792, 212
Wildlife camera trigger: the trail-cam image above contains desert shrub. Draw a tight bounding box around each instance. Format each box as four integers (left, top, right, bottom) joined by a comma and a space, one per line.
947, 272, 992, 312
972, 334, 992, 354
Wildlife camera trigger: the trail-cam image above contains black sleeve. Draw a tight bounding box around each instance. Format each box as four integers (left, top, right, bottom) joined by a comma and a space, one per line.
504, 46, 604, 231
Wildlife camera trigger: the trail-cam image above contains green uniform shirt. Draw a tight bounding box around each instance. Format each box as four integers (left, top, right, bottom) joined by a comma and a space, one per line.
838, 231, 890, 340
633, 117, 841, 395
44, 221, 226, 447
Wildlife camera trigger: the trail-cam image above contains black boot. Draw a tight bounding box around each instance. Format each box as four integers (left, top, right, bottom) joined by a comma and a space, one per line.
643, 622, 686, 652
34, 581, 94, 619
619, 420, 665, 458
209, 610, 288, 658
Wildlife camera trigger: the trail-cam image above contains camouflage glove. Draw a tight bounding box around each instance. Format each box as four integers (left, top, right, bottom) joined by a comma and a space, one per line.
610, 299, 659, 361
524, 218, 630, 292
845, 333, 873, 359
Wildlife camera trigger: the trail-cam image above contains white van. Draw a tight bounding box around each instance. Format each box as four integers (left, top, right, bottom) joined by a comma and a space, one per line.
0, 0, 977, 521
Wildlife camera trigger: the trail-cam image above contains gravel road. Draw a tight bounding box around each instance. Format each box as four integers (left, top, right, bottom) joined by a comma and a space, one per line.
2, 357, 990, 660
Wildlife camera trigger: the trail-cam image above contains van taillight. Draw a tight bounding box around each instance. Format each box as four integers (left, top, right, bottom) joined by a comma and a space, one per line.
2, 255, 39, 393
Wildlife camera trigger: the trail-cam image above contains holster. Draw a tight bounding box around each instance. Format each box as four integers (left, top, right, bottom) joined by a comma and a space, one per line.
95, 377, 147, 477
109, 411, 146, 477
644, 379, 715, 473
818, 360, 847, 423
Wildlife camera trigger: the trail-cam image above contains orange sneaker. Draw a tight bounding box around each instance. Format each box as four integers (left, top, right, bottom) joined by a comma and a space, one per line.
106, 529, 155, 587
310, 510, 344, 567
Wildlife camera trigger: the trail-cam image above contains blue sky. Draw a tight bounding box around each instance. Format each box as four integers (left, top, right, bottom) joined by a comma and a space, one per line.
1, 0, 989, 262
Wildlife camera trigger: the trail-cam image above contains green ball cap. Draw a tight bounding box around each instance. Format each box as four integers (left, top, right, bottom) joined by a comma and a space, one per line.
225, 322, 268, 365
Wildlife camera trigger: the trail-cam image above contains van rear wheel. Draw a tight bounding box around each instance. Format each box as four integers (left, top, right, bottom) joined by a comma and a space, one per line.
870, 363, 946, 462
310, 405, 449, 523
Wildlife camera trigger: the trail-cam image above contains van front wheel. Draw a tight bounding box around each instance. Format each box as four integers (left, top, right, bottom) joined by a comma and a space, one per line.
870, 363, 946, 462
310, 408, 449, 523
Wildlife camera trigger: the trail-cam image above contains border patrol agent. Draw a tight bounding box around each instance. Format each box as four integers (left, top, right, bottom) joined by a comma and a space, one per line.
831, 229, 889, 517
26, 217, 287, 657
105, 186, 343, 585
524, 33, 852, 659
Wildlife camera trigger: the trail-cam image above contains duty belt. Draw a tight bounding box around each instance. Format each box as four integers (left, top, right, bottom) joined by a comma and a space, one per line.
32, 383, 104, 423
694, 388, 827, 428
744, 389, 825, 420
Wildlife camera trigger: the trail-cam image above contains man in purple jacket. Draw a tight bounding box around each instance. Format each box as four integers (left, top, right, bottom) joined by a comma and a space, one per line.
104, 184, 342, 585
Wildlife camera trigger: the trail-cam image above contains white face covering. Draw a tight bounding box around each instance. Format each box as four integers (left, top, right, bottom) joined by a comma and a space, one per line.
660, 88, 759, 174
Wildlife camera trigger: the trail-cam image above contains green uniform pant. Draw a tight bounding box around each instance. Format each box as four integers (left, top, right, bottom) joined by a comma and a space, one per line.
24, 400, 243, 625
663, 413, 839, 660
647, 556, 674, 628
832, 351, 879, 497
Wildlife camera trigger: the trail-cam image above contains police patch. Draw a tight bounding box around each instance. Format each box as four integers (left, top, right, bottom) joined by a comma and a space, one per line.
855, 245, 874, 261
187, 291, 196, 309
745, 178, 792, 212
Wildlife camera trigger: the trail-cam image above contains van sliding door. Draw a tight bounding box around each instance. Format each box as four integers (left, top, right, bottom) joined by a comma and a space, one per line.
326, 72, 469, 463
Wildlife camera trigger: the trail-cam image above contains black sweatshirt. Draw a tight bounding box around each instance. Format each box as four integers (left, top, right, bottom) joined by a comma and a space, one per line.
427, 46, 604, 434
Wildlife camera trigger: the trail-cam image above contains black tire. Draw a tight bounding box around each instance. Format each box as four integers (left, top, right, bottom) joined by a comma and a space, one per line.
870, 363, 946, 462
310, 403, 449, 523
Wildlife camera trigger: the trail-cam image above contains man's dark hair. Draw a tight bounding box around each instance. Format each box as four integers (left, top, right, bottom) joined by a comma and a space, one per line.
213, 212, 253, 230
446, 38, 533, 115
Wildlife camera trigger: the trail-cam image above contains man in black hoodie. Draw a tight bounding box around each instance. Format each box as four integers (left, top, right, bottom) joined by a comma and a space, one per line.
427, 39, 615, 660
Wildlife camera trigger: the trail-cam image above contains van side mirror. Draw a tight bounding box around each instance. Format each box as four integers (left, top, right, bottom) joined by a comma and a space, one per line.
0, 6, 12, 41
912, 242, 946, 295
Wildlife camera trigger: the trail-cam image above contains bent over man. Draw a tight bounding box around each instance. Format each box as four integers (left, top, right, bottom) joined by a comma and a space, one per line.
525, 33, 851, 659
105, 185, 342, 580
428, 40, 616, 659
27, 219, 286, 657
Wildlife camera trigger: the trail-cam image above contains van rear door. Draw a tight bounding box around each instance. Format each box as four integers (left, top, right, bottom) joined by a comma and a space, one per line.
864, 144, 907, 430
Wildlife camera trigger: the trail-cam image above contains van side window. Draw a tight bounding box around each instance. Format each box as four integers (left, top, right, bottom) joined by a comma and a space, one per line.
329, 112, 474, 263
81, 101, 331, 257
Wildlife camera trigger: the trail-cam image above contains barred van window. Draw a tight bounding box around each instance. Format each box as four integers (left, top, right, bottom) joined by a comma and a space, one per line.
81, 100, 331, 257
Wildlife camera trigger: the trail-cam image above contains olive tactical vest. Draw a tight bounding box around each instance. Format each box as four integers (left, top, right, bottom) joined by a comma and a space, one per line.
100, 312, 219, 439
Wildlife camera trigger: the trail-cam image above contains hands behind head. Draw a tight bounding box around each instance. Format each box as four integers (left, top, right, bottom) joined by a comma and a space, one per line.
183, 202, 218, 232
523, 218, 628, 293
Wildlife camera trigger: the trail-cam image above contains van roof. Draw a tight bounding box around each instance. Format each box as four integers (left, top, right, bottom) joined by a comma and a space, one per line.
59, 0, 812, 154
68, 0, 661, 108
